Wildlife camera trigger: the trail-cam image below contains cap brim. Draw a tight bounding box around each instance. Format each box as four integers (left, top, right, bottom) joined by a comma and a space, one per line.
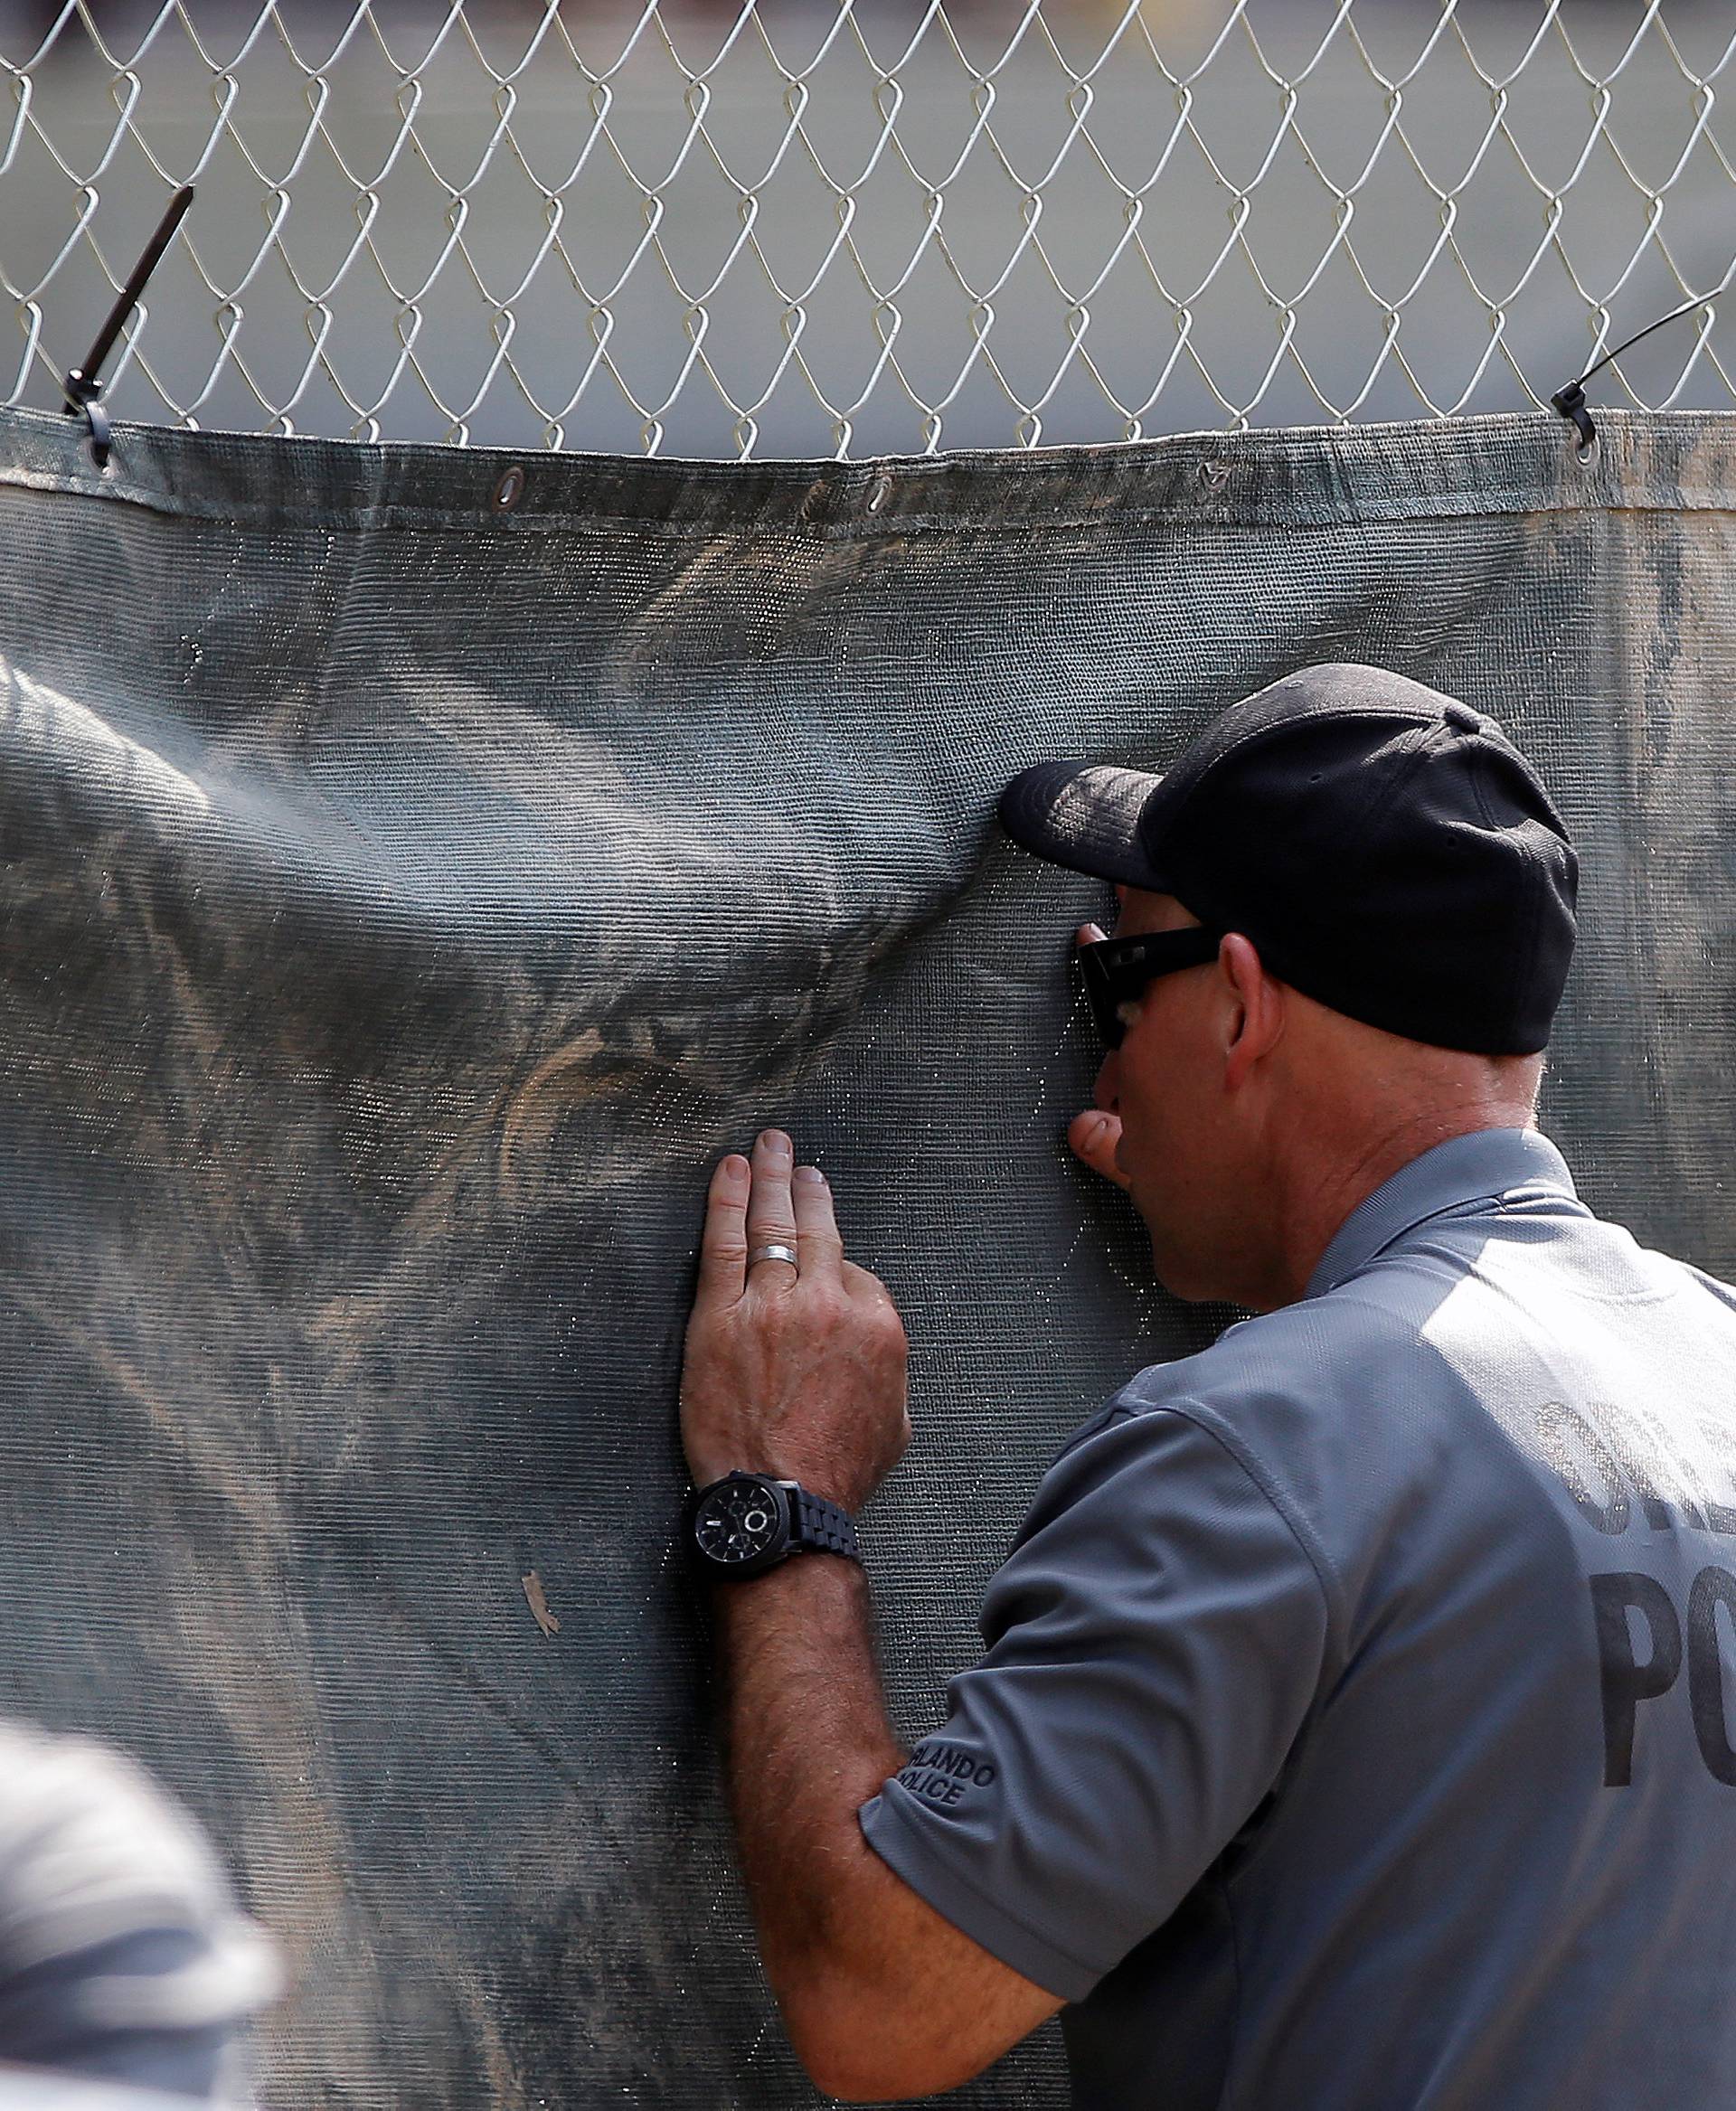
997, 759, 1173, 890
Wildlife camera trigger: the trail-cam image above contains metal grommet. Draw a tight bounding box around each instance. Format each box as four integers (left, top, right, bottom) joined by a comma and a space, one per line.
1551, 382, 1598, 465
81, 397, 112, 473
492, 464, 527, 512
1197, 457, 1231, 495
865, 472, 892, 514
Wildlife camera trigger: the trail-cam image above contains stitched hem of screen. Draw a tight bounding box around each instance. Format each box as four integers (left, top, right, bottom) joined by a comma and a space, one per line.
5, 407, 1736, 541
857, 1782, 1109, 2005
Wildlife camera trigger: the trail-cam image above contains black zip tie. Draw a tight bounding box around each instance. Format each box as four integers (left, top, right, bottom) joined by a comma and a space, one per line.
61, 184, 195, 470
1552, 259, 1736, 457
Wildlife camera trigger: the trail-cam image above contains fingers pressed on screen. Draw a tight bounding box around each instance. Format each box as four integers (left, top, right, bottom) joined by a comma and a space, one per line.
1069, 1108, 1131, 1191
744, 1129, 799, 1283
699, 1154, 751, 1301
841, 1257, 895, 1310
792, 1166, 844, 1283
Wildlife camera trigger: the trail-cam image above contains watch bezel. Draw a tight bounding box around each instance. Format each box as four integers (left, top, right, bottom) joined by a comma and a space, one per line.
689, 1472, 795, 1578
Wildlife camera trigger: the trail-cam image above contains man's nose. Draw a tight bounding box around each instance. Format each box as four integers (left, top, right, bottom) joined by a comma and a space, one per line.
1093, 1050, 1119, 1114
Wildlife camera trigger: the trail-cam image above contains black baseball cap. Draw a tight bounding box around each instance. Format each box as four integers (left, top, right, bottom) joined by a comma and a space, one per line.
997, 663, 1578, 1056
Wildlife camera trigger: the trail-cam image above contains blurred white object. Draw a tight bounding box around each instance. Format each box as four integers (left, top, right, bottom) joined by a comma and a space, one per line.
0, 1723, 279, 2105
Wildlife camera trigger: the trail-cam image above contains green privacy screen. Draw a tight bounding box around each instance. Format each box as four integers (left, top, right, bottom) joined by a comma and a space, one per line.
1, 401, 1732, 2106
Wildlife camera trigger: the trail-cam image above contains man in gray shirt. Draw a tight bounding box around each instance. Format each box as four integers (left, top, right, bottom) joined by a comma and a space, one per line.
678, 663, 1736, 2106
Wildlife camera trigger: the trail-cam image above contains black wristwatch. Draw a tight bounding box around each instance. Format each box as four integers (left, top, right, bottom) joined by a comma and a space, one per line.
687, 1472, 860, 1578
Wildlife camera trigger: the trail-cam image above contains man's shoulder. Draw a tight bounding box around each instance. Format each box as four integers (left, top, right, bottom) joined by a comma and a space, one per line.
1112, 1281, 1436, 1433
1090, 1278, 1524, 1572
1087, 1219, 1736, 1590
1118, 1196, 1736, 1437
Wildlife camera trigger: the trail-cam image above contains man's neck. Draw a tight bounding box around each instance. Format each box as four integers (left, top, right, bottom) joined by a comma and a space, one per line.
1253, 1105, 1537, 1313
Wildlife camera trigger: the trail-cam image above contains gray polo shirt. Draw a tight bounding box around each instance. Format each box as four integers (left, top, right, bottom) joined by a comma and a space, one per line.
860, 1126, 1736, 2109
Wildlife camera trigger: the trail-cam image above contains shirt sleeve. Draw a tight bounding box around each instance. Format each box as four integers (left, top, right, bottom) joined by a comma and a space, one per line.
858, 1399, 1332, 2002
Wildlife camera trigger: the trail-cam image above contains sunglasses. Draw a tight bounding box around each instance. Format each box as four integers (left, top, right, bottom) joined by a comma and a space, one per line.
1076, 927, 1223, 1049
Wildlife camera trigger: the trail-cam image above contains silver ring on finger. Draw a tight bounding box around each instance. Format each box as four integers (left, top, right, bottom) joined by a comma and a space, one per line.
748, 1243, 800, 1270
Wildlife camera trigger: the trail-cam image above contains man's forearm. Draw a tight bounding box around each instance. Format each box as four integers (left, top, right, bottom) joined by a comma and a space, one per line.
681, 1140, 1061, 2100
712, 1553, 907, 1989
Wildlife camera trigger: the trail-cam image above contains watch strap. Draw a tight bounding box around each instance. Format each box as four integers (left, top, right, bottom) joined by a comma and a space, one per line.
787, 1484, 861, 1562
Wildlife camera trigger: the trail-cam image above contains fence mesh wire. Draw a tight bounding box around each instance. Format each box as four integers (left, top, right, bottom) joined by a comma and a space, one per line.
5, 1, 1735, 457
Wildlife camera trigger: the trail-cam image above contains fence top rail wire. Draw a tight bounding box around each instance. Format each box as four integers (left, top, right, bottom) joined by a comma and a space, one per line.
4, 0, 1734, 458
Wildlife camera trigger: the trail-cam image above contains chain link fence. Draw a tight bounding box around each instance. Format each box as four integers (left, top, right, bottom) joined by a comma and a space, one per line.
3, 0, 1734, 457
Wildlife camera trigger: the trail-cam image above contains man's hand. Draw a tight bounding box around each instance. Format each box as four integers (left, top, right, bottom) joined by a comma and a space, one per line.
680, 1128, 910, 1512
1068, 919, 1132, 1191
681, 1132, 1061, 2103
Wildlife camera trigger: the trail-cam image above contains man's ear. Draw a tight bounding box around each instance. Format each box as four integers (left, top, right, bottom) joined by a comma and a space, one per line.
1218, 931, 1282, 1090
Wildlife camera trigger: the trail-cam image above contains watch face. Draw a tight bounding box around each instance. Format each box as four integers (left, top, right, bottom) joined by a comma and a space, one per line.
693, 1477, 787, 1569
